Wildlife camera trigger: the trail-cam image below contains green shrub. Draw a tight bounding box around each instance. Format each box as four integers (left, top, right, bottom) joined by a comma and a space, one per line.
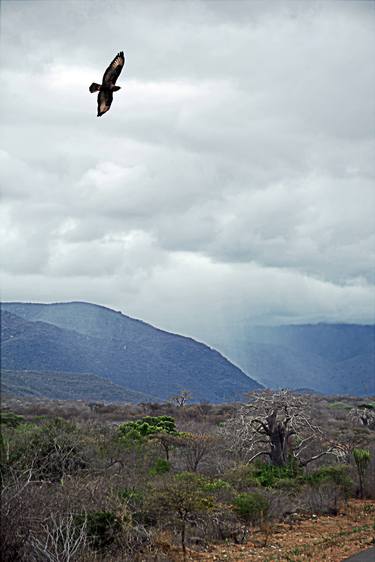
75, 511, 121, 549
358, 402, 375, 410
233, 492, 269, 524
148, 457, 171, 476
118, 416, 178, 443
273, 477, 301, 491
223, 465, 260, 491
306, 465, 353, 497
148, 472, 215, 555
252, 461, 300, 487
119, 487, 144, 505
353, 448, 371, 464
150, 472, 216, 515
5, 417, 87, 480
0, 411, 25, 428
203, 478, 232, 493
328, 402, 352, 410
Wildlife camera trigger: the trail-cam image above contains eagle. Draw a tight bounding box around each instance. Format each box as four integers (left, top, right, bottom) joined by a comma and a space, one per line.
89, 51, 125, 117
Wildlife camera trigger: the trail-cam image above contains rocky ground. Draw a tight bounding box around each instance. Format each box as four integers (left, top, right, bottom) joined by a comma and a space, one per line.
186, 500, 375, 562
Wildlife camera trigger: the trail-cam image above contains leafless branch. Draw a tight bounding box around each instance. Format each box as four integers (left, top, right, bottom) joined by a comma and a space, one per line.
30, 513, 87, 562
222, 390, 337, 467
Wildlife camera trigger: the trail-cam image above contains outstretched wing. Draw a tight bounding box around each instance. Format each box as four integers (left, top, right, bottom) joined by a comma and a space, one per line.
97, 89, 113, 117
102, 51, 125, 86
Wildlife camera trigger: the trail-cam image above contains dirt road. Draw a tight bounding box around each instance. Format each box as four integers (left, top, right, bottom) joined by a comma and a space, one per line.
343, 547, 375, 561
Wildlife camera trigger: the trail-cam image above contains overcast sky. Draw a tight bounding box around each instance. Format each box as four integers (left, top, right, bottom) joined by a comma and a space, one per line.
1, 0, 374, 346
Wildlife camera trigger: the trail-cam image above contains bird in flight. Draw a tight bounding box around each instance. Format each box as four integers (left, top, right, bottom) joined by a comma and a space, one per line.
89, 51, 125, 117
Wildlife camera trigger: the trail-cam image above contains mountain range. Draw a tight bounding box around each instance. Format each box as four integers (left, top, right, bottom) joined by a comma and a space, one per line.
1, 301, 374, 400
0, 302, 261, 402
210, 323, 375, 396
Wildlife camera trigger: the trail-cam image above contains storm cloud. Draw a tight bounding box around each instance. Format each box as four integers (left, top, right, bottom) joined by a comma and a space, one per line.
1, 0, 374, 346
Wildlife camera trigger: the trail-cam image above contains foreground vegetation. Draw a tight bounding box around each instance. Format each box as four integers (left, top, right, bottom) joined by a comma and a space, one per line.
1, 391, 375, 561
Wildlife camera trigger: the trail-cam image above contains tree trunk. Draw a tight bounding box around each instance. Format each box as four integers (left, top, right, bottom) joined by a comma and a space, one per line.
181, 520, 186, 561
269, 425, 289, 467
358, 470, 364, 499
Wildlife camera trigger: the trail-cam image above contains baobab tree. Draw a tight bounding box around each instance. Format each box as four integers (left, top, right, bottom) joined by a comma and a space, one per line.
222, 390, 342, 467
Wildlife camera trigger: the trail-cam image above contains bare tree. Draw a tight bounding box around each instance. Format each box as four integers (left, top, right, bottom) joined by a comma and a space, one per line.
222, 390, 341, 467
169, 390, 192, 408
0, 463, 41, 562
180, 433, 216, 472
30, 514, 87, 562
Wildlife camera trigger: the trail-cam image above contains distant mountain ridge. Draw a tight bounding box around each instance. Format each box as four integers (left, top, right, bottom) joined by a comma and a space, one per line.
1, 302, 262, 402
211, 323, 375, 396
2, 302, 373, 399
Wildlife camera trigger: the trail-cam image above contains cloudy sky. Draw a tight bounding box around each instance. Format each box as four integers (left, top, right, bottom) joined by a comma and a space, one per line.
1, 0, 374, 346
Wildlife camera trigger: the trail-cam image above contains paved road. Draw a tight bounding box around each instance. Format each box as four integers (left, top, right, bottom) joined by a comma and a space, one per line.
342, 547, 375, 561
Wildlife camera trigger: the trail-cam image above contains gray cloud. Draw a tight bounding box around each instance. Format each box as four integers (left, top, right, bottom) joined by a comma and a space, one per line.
0, 0, 374, 345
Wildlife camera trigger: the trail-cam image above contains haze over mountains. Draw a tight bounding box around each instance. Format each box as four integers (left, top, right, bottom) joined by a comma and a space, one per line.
212, 323, 375, 396
1, 301, 374, 401
1, 302, 261, 402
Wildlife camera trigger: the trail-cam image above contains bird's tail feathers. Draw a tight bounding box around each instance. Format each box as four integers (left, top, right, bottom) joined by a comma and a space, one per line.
89, 83, 101, 93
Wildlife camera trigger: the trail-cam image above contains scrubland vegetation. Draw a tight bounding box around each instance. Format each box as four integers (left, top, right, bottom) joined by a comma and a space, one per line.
1, 391, 375, 561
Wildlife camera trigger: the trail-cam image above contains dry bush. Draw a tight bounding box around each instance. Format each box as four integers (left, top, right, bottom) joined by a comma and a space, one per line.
29, 514, 87, 562
0, 480, 31, 562
178, 433, 217, 473
300, 478, 349, 516
265, 489, 300, 521
206, 508, 249, 544
2, 393, 373, 561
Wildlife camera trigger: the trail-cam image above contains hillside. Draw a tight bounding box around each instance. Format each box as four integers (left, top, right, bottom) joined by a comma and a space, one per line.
2, 302, 373, 397
0, 303, 262, 402
213, 323, 375, 396
1, 369, 152, 403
